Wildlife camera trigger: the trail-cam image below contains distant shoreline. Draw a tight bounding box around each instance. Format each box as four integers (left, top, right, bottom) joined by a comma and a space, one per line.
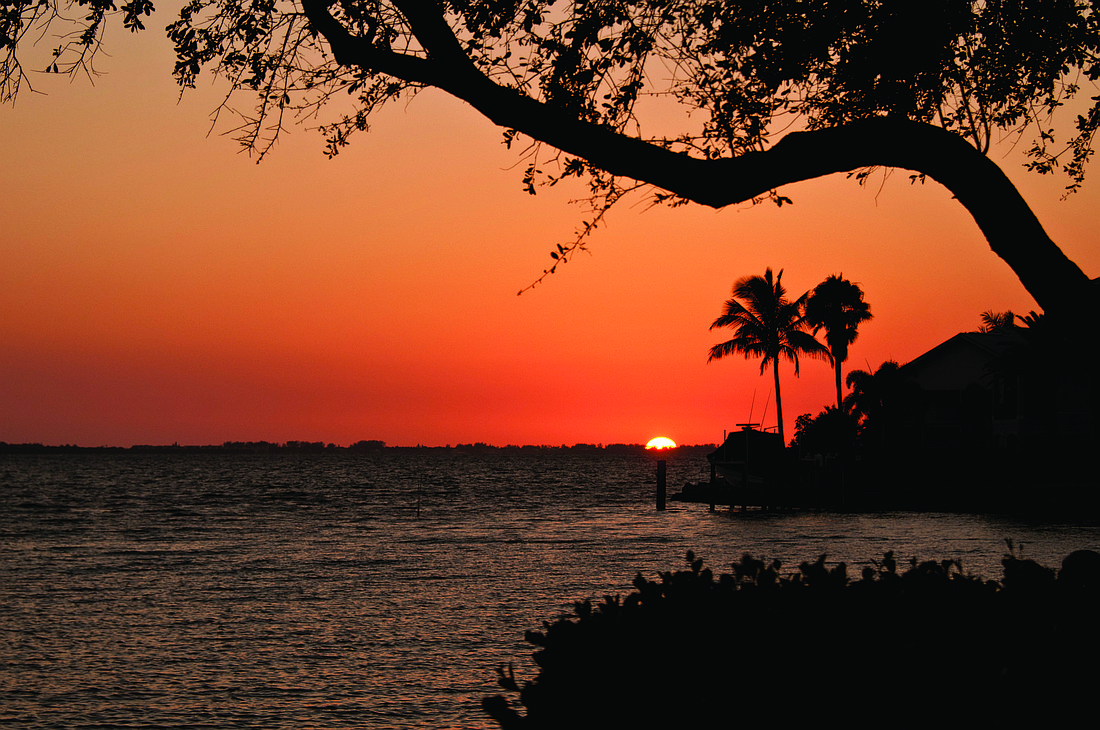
0, 441, 718, 456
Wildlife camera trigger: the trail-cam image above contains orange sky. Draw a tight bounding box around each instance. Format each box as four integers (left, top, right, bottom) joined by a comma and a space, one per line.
3, 11, 1098, 447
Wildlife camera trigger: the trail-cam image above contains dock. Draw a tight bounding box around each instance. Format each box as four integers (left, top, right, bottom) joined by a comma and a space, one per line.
670, 472, 826, 512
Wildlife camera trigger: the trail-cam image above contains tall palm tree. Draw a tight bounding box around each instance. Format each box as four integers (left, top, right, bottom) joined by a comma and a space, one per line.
708, 268, 828, 446
804, 275, 873, 408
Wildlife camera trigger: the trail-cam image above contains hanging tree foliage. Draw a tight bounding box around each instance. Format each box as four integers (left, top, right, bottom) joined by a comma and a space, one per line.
3, 0, 1099, 306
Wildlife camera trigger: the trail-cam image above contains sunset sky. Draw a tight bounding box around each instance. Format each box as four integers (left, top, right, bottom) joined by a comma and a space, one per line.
3, 10, 1098, 448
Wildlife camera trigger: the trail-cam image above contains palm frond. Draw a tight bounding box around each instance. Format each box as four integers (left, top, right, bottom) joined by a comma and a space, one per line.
708, 338, 769, 364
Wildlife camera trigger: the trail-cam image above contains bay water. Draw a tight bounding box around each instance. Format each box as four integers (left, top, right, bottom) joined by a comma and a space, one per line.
2, 449, 1097, 728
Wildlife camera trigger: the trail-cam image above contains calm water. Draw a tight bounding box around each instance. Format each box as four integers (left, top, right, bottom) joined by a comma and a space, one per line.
2, 450, 1098, 728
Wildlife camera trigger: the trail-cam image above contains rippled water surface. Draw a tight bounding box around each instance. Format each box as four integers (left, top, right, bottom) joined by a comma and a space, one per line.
3, 450, 1098, 728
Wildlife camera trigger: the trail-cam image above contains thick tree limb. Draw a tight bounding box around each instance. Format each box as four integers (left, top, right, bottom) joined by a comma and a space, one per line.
728, 122, 1094, 318
300, 0, 436, 84
302, 0, 1093, 316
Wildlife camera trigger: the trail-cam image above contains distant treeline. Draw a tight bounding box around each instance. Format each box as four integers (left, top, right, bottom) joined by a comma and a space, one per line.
0, 441, 717, 456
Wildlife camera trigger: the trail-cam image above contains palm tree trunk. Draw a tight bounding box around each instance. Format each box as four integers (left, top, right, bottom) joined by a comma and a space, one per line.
773, 360, 784, 446
835, 361, 843, 410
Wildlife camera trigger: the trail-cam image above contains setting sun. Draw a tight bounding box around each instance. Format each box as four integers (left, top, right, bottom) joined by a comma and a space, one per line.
645, 437, 677, 450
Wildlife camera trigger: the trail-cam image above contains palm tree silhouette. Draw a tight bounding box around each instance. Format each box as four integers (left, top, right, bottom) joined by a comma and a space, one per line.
708, 268, 828, 445
844, 361, 903, 426
843, 360, 919, 455
804, 275, 873, 408
979, 310, 1017, 332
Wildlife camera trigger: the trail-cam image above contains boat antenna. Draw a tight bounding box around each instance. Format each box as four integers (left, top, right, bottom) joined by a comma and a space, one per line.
760, 388, 771, 430
747, 388, 757, 423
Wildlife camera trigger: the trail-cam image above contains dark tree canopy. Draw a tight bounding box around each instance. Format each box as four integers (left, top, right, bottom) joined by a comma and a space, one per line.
4, 0, 1099, 310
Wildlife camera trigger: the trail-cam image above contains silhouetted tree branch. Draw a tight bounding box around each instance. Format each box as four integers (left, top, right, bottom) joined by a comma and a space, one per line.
4, 0, 1098, 314
297, 1, 1100, 315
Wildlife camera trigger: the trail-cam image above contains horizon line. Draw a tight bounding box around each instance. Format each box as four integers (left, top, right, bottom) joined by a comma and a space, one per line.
0, 440, 720, 452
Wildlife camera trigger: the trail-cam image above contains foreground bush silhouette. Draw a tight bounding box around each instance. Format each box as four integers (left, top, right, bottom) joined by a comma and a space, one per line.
483, 548, 1100, 728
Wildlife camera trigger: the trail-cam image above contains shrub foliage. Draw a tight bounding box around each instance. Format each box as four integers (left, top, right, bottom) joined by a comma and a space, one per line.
484, 547, 1100, 728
